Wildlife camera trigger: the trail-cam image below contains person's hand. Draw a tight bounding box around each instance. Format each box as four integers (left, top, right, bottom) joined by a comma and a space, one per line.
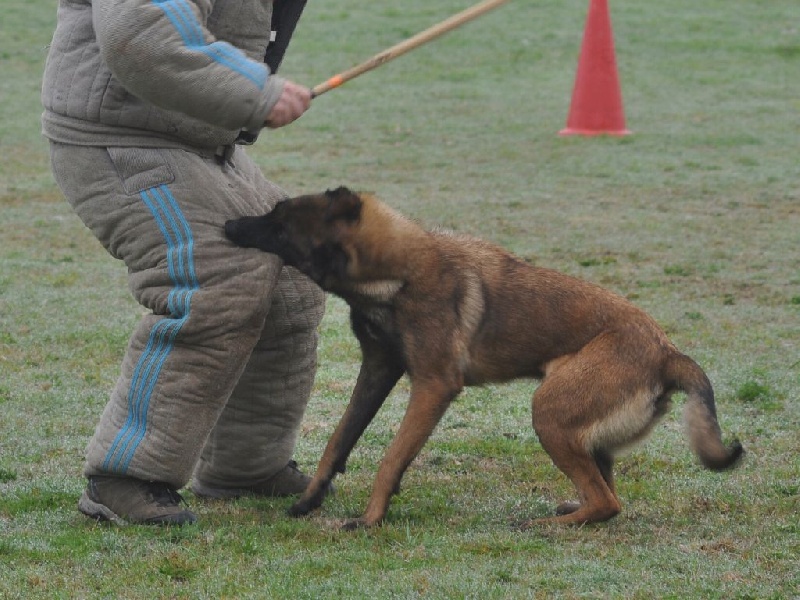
265, 81, 312, 128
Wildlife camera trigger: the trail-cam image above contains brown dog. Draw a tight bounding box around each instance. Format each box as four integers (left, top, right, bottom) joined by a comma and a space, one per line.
225, 187, 743, 529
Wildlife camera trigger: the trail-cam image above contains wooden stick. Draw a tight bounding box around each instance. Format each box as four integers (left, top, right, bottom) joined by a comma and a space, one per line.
311, 0, 510, 98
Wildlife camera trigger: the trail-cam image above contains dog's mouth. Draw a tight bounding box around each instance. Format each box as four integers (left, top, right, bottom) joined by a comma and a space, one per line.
225, 216, 317, 273
224, 216, 265, 249
224, 216, 294, 253
224, 215, 345, 289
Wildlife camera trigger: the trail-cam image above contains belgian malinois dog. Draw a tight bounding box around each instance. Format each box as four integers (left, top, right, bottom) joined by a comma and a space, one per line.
225, 187, 743, 529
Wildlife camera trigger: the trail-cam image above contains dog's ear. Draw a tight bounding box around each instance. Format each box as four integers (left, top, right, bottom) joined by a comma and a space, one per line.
324, 187, 362, 224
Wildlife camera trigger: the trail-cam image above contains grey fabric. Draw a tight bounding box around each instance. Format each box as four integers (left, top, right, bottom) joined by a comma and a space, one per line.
41, 0, 284, 150
194, 267, 322, 487
50, 142, 325, 488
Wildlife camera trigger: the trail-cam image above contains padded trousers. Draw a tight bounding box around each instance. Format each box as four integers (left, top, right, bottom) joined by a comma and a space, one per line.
49, 142, 325, 489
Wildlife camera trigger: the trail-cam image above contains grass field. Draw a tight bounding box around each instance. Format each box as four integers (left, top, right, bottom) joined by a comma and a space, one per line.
1, 0, 799, 597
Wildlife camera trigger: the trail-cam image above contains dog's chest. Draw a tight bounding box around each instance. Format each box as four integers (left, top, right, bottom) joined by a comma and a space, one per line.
361, 305, 395, 337
340, 279, 404, 339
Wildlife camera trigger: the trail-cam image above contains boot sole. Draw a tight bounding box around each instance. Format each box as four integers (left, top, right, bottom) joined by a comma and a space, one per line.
190, 481, 247, 500
192, 480, 334, 501
191, 479, 318, 499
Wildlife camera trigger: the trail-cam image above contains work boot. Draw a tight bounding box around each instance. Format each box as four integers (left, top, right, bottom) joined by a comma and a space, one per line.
191, 460, 312, 499
78, 475, 197, 526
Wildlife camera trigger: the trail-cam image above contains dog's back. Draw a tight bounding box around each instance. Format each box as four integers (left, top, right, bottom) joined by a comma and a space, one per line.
427, 228, 671, 384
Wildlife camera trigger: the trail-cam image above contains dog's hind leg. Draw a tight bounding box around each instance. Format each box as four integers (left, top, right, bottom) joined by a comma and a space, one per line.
535, 437, 621, 524
593, 449, 616, 496
530, 376, 622, 525
551, 449, 616, 517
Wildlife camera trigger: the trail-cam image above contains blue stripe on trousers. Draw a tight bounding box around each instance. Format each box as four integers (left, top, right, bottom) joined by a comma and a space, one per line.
102, 184, 200, 474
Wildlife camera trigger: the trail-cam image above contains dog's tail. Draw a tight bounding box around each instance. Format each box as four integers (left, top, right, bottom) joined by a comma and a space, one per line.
665, 353, 744, 471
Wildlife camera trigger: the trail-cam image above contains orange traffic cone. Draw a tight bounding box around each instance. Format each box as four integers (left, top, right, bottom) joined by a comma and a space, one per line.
559, 0, 630, 136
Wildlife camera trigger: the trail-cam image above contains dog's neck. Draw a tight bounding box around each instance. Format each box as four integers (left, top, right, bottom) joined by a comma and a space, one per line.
351, 196, 433, 279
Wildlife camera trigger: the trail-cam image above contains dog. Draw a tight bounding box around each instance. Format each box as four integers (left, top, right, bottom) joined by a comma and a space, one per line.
225, 187, 743, 529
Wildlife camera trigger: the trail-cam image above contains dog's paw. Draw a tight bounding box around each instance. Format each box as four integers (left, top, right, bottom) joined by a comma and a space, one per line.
287, 482, 335, 518
555, 500, 581, 516
287, 498, 317, 517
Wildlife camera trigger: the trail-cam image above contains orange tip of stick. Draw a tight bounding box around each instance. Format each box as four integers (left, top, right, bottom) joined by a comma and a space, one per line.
327, 75, 345, 89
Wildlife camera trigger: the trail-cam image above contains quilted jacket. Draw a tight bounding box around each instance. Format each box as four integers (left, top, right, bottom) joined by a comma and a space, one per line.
42, 0, 285, 150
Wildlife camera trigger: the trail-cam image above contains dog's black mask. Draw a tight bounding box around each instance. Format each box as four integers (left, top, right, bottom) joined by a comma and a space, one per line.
224, 187, 362, 287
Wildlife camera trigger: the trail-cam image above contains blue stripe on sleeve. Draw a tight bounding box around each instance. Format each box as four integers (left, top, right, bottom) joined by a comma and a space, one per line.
152, 0, 268, 88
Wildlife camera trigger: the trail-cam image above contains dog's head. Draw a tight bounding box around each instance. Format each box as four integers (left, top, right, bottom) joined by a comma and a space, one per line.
225, 186, 363, 287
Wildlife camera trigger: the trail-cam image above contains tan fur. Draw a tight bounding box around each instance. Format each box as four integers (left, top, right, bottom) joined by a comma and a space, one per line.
344, 280, 404, 302
225, 187, 743, 529
581, 387, 667, 455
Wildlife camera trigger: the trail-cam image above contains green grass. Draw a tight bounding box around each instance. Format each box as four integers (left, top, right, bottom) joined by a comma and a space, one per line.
1, 0, 799, 597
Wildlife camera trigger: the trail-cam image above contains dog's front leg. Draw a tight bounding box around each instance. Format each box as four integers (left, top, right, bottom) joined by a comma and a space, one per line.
289, 349, 404, 518
343, 376, 461, 530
